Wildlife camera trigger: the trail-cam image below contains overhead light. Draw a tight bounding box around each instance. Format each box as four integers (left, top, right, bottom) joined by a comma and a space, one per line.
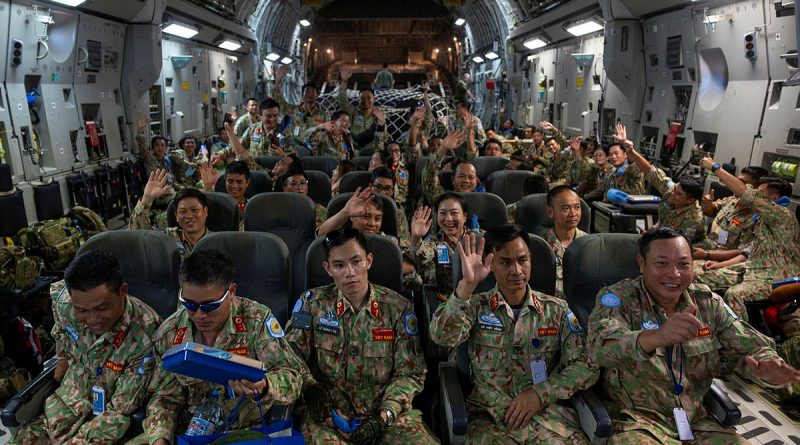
448, 47, 452, 52
217, 38, 242, 51
434, 48, 440, 53
485, 51, 499, 60
299, 19, 311, 27
455, 18, 466, 26
523, 38, 547, 50
326, 48, 332, 54
265, 52, 281, 61
280, 57, 293, 64
472, 56, 484, 63
566, 19, 604, 36
162, 21, 199, 39
50, 0, 87, 6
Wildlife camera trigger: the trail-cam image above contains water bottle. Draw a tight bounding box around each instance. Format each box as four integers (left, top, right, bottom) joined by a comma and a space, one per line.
185, 388, 222, 436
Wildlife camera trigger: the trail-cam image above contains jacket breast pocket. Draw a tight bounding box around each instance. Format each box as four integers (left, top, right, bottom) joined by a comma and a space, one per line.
683, 336, 721, 381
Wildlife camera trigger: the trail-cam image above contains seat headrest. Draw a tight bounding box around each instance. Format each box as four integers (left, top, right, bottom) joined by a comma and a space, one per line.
327, 193, 399, 237
243, 193, 316, 237
472, 157, 509, 182
486, 170, 537, 204
300, 156, 338, 177
305, 170, 332, 205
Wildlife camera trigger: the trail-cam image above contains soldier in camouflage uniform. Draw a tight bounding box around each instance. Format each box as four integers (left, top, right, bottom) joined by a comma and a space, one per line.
129, 169, 211, 260
369, 168, 411, 244
583, 142, 646, 202
10, 251, 162, 444
133, 250, 303, 445
558, 139, 594, 190
421, 130, 485, 206
588, 227, 800, 445
168, 136, 202, 189
274, 168, 328, 229
430, 227, 598, 444
505, 175, 550, 225
542, 187, 588, 296
617, 125, 705, 243
199, 160, 250, 231
305, 110, 360, 160
233, 98, 260, 138
284, 229, 437, 444
576, 145, 613, 199
384, 143, 410, 208
412, 193, 482, 300
692, 158, 800, 317
275, 66, 329, 150
338, 66, 389, 152
405, 85, 437, 160
451, 102, 486, 150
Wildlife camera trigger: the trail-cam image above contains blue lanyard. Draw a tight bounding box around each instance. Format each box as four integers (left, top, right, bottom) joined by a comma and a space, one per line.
666, 344, 686, 402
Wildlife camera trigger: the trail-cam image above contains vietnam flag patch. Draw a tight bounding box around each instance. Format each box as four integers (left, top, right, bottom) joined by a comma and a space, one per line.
372, 328, 394, 342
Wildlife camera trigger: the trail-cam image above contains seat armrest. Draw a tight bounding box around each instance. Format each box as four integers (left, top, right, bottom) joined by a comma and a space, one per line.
571, 388, 612, 444
438, 362, 468, 443
1, 357, 59, 429
423, 285, 446, 361
704, 380, 741, 426
131, 406, 146, 433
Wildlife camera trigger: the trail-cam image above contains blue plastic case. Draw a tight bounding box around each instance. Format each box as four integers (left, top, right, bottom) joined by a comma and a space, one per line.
162, 342, 266, 385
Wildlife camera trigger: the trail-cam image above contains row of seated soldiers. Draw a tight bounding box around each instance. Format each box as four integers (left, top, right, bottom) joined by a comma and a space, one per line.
11, 223, 800, 444
133, 104, 800, 327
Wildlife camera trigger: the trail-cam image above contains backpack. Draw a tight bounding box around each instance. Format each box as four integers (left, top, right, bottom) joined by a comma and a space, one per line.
67, 205, 107, 237
17, 218, 82, 270
0, 246, 39, 290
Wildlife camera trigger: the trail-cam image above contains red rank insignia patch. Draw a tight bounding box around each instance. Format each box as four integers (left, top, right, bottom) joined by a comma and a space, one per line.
233, 316, 247, 332
731, 218, 741, 226
227, 346, 248, 355
173, 327, 187, 345
112, 329, 127, 348
490, 294, 499, 312
538, 327, 558, 336
336, 300, 345, 317
370, 300, 380, 319
697, 326, 711, 337
103, 360, 124, 373
372, 328, 394, 342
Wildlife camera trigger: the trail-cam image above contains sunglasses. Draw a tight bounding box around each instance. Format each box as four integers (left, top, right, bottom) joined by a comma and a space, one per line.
324, 227, 361, 246
179, 285, 232, 313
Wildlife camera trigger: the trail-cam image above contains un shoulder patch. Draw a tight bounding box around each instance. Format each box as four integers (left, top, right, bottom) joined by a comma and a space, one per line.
266, 316, 285, 339
404, 313, 419, 336
566, 311, 583, 333
600, 292, 621, 308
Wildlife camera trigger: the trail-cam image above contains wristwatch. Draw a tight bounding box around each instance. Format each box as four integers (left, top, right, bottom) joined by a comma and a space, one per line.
383, 408, 396, 426
711, 163, 721, 172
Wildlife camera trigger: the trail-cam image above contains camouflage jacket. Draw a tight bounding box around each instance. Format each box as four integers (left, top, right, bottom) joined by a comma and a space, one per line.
274, 88, 329, 148
337, 88, 388, 150
306, 129, 357, 160
646, 168, 706, 243
136, 135, 174, 186
314, 202, 327, 229
421, 152, 485, 205
584, 161, 646, 201
47, 280, 161, 443
587, 277, 780, 436
738, 188, 800, 281
143, 296, 303, 442
240, 121, 296, 159
129, 200, 212, 261
429, 284, 598, 436
564, 156, 594, 188
284, 283, 425, 418
506, 202, 518, 224
233, 113, 259, 138
705, 189, 758, 250
451, 114, 487, 148
393, 163, 410, 206
576, 163, 613, 198
542, 228, 588, 295
414, 228, 482, 298
168, 149, 201, 189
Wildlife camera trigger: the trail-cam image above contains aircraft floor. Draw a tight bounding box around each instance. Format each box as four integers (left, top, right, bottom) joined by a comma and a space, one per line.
719, 376, 800, 444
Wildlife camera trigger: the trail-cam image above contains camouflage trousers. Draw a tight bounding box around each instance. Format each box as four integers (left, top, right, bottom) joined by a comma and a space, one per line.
465, 411, 588, 445
301, 409, 439, 444
608, 429, 750, 445
691, 263, 776, 321
779, 336, 800, 399
8, 393, 121, 444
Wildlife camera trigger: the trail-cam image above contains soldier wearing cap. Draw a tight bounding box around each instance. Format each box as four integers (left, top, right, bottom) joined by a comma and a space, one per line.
134, 250, 303, 445
588, 227, 800, 444
541, 186, 587, 297
430, 225, 598, 444
10, 251, 162, 445
284, 228, 436, 444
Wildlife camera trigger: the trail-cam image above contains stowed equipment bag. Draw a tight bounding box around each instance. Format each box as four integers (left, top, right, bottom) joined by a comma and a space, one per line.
67, 205, 107, 237
16, 207, 105, 270
0, 245, 39, 290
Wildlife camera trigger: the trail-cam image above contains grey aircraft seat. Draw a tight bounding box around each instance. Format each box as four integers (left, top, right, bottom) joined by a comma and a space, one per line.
432, 192, 507, 233
471, 156, 509, 183
326, 192, 399, 237
436, 232, 606, 445
166, 191, 240, 232
193, 232, 292, 325
356, 146, 374, 157
214, 170, 273, 198
304, 233, 404, 296
304, 170, 332, 206
294, 146, 312, 158
0, 190, 28, 238
412, 155, 433, 202
338, 171, 373, 194
255, 155, 281, 171
515, 193, 591, 236
300, 156, 338, 177
485, 170, 537, 204
243, 193, 316, 298
352, 155, 372, 171
563, 233, 741, 442
437, 170, 454, 192
33, 181, 64, 221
